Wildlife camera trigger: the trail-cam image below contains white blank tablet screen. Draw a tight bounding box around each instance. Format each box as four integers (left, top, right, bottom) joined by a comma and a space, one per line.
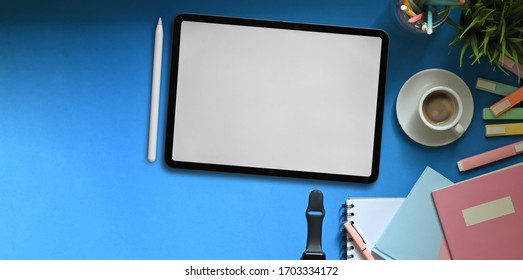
168, 16, 387, 181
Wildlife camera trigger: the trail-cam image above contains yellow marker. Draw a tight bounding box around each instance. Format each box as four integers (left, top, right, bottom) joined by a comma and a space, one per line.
400, 4, 417, 18
486, 123, 523, 136
403, 0, 415, 12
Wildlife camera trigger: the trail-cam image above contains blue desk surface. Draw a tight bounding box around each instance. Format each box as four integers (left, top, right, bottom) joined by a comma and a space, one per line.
1, 0, 522, 260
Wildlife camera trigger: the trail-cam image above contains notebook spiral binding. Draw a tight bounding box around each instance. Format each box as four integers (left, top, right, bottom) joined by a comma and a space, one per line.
340, 202, 356, 259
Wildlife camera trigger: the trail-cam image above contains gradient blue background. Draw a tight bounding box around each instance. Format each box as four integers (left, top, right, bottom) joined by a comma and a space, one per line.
1, 0, 521, 259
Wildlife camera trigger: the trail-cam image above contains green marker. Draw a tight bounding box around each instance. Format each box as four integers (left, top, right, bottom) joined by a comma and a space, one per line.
483, 108, 523, 120
476, 77, 519, 97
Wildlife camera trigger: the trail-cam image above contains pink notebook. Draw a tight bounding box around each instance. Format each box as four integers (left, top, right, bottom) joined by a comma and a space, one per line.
432, 163, 523, 260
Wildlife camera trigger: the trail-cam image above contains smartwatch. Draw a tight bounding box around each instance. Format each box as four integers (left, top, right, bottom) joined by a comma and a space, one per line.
302, 189, 326, 260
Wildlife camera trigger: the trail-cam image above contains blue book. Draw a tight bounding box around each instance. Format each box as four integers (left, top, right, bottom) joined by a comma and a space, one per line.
373, 167, 453, 260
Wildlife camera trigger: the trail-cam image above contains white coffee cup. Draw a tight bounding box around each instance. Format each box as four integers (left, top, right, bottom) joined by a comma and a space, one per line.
418, 86, 464, 136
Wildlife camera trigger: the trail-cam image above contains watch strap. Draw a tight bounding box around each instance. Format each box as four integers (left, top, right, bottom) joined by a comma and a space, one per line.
302, 189, 326, 260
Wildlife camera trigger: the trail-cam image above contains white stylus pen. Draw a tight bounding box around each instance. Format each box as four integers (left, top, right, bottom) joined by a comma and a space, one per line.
148, 17, 163, 163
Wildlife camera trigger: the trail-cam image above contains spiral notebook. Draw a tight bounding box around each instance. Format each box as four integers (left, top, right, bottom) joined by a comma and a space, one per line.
344, 197, 404, 260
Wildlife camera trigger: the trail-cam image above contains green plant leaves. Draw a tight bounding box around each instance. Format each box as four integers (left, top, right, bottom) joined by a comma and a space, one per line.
447, 0, 522, 80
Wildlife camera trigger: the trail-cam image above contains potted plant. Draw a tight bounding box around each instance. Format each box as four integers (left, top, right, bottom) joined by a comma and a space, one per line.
446, 0, 523, 78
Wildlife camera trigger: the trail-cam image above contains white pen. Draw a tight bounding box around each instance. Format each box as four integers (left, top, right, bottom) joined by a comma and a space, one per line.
148, 17, 163, 163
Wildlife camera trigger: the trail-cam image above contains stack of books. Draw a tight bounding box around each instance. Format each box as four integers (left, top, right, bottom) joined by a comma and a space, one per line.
343, 163, 523, 260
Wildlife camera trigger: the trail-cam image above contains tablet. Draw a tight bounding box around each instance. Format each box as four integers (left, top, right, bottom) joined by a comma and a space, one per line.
165, 14, 389, 183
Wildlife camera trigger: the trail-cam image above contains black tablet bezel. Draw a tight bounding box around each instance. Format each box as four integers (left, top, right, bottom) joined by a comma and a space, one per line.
165, 14, 389, 183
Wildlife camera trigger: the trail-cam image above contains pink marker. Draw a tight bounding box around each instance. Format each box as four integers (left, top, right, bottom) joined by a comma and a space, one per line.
408, 13, 424, 23
344, 221, 375, 260
457, 140, 523, 172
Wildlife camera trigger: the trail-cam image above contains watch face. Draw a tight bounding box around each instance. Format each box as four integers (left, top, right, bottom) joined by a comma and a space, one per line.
302, 252, 326, 260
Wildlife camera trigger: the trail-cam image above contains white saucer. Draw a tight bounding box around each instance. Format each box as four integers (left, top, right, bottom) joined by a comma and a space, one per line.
396, 69, 474, 147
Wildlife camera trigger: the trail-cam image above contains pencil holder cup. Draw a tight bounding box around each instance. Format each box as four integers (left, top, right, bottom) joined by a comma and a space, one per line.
393, 0, 450, 35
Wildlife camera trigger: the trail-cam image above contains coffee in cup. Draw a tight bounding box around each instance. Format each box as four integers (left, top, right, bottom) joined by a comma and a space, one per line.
422, 90, 456, 124
418, 86, 464, 136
